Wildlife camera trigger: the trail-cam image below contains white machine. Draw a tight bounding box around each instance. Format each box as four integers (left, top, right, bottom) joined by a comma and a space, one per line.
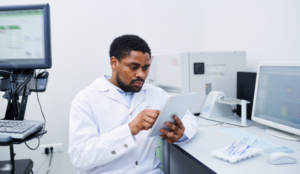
147, 51, 247, 114
200, 91, 250, 126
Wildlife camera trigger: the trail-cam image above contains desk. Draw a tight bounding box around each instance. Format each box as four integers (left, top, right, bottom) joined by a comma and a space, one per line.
164, 117, 300, 174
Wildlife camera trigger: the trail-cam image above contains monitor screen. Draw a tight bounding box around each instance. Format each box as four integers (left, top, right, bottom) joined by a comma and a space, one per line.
0, 4, 51, 69
254, 66, 300, 130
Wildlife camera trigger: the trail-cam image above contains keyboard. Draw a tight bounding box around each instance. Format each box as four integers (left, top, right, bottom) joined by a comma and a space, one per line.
0, 120, 44, 140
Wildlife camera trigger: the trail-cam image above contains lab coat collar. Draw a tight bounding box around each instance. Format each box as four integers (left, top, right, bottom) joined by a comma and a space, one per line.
94, 76, 149, 110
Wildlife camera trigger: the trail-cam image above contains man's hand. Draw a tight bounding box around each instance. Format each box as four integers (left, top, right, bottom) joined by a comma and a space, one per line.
160, 116, 185, 144
129, 109, 160, 135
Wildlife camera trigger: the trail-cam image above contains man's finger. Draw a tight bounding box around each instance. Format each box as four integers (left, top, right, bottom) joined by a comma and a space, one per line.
160, 134, 175, 144
145, 109, 161, 115
146, 111, 160, 119
143, 116, 155, 125
160, 129, 177, 140
165, 122, 180, 132
143, 121, 152, 130
174, 116, 184, 130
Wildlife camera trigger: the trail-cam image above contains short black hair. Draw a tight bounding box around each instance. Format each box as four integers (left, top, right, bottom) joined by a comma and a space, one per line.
109, 35, 151, 62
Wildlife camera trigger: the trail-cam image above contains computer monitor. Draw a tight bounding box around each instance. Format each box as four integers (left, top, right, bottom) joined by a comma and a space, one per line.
0, 4, 51, 70
252, 62, 300, 141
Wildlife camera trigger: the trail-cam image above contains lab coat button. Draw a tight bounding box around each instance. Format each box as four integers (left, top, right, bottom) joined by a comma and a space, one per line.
111, 150, 116, 155
135, 161, 138, 165
124, 144, 128, 148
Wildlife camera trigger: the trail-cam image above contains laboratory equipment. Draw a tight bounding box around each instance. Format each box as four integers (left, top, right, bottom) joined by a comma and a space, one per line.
0, 120, 44, 139
147, 51, 246, 114
211, 138, 261, 163
0, 4, 51, 138
252, 62, 300, 141
200, 91, 250, 126
148, 92, 198, 137
0, 4, 52, 69
266, 152, 297, 165
0, 4, 51, 120
0, 4, 51, 174
236, 72, 257, 119
220, 128, 294, 154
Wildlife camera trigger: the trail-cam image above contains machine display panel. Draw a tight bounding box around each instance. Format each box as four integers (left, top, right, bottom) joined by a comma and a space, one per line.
0, 4, 51, 69
254, 66, 300, 129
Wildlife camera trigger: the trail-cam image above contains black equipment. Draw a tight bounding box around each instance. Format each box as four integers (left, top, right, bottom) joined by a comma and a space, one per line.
236, 72, 257, 120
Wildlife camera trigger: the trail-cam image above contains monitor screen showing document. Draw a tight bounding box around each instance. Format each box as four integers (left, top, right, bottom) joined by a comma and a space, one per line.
0, 9, 45, 64
254, 66, 300, 129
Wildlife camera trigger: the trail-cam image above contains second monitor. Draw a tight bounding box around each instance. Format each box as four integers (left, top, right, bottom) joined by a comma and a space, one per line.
252, 62, 300, 141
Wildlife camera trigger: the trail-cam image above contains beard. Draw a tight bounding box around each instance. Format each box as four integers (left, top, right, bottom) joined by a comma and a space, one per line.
116, 71, 144, 92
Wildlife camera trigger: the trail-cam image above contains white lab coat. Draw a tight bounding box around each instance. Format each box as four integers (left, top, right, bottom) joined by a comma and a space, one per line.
68, 76, 198, 174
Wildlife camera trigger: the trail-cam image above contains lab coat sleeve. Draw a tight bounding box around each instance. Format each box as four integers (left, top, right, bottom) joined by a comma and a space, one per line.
68, 93, 138, 171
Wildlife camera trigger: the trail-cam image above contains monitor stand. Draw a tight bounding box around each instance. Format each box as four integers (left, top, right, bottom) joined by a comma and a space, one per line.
266, 127, 300, 141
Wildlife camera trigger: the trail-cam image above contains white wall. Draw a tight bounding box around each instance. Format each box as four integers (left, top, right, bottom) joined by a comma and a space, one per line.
0, 0, 299, 173
139, 0, 300, 71
0, 0, 139, 173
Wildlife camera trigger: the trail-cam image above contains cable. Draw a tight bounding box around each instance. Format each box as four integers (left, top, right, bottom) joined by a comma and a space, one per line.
42, 150, 62, 174
24, 137, 40, 150
16, 70, 24, 81
16, 70, 33, 94
0, 70, 11, 73
35, 155, 48, 174
23, 69, 47, 149
46, 147, 53, 174
198, 123, 221, 126
35, 69, 47, 137
220, 122, 267, 128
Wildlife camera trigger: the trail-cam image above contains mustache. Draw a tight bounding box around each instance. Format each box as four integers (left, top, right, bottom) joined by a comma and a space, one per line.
131, 78, 145, 83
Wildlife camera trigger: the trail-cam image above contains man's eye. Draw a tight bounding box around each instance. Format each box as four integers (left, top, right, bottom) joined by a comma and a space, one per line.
142, 67, 149, 71
131, 66, 138, 70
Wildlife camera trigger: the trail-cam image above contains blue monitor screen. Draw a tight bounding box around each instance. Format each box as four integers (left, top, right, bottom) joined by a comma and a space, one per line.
254, 66, 300, 129
0, 4, 51, 70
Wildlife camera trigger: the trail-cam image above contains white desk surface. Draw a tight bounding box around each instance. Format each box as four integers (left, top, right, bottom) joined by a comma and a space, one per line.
176, 117, 300, 174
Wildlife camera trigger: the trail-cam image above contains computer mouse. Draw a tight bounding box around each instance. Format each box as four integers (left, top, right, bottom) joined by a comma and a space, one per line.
267, 152, 297, 165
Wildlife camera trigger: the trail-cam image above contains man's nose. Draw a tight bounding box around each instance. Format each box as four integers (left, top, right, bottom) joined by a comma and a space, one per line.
136, 68, 146, 79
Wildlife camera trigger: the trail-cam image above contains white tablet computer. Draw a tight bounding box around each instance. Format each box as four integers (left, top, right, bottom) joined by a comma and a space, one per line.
147, 92, 198, 137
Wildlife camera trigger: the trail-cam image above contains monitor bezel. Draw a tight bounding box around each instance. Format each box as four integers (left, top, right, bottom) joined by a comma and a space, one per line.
251, 62, 300, 136
0, 4, 52, 70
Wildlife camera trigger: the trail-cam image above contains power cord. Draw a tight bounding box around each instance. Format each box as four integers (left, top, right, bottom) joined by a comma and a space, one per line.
16, 70, 33, 94
24, 69, 47, 149
36, 69, 47, 137
198, 123, 221, 126
220, 122, 267, 128
46, 147, 54, 174
24, 137, 40, 150
197, 121, 267, 128
35, 148, 49, 174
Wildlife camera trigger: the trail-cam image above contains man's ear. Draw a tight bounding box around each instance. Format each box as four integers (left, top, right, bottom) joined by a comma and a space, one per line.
110, 56, 119, 70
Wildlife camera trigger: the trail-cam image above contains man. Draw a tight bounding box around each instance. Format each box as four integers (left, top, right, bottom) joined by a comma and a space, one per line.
68, 35, 197, 174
